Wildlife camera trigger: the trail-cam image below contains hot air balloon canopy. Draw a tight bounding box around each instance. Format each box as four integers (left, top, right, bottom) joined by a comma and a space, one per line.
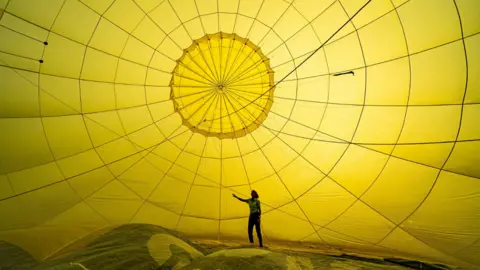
0, 0, 479, 268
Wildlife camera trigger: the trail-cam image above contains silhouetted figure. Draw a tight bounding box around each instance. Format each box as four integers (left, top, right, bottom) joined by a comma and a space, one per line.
232, 190, 263, 247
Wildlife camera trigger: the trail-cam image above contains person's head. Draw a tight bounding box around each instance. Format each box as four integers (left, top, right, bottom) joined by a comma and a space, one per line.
251, 190, 259, 199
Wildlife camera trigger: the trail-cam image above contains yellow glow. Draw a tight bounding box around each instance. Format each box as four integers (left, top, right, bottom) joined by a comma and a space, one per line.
0, 0, 479, 268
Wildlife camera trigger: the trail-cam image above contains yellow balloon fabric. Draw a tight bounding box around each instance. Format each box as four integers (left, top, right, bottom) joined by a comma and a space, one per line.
0, 0, 479, 268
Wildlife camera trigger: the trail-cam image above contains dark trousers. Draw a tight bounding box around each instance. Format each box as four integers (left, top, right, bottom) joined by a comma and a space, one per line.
248, 213, 263, 246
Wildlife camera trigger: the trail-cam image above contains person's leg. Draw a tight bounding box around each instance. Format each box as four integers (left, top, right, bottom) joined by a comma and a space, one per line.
254, 214, 263, 247
248, 215, 254, 244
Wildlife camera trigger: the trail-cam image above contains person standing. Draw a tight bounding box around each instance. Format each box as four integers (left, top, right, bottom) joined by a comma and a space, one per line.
232, 190, 263, 247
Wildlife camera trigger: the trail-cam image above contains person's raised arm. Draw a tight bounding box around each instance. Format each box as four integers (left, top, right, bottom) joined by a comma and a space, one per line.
232, 194, 248, 202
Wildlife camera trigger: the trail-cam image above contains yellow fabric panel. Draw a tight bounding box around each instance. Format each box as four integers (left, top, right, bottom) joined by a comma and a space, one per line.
121, 37, 154, 66
456, 0, 480, 36
324, 33, 364, 73
319, 105, 362, 141
0, 175, 14, 200
456, 239, 480, 267
392, 143, 453, 168
262, 137, 298, 171
391, 0, 409, 7
399, 106, 460, 143
176, 216, 218, 238
81, 48, 118, 82
154, 140, 181, 162
80, 81, 116, 113
116, 59, 147, 84
250, 175, 292, 209
104, 0, 144, 33
133, 17, 166, 48
176, 151, 200, 173
274, 6, 307, 41
96, 137, 137, 164
150, 2, 181, 34
365, 58, 410, 105
183, 185, 220, 219
0, 226, 93, 261
8, 161, 63, 194
296, 52, 329, 79
170, 0, 197, 22
134, 0, 163, 13
353, 106, 405, 144
150, 51, 176, 72
0, 22, 43, 61
345, 0, 393, 28
220, 139, 241, 158
68, 167, 113, 199
330, 145, 388, 197
363, 157, 438, 224
0, 118, 53, 174
311, 2, 355, 44
1, 0, 479, 267
89, 18, 128, 56
302, 139, 348, 173
280, 123, 316, 153
298, 177, 355, 226
0, 67, 39, 117
219, 218, 250, 239
41, 202, 109, 253
81, 0, 115, 14
51, 0, 100, 44
86, 180, 143, 224
317, 227, 389, 255
42, 115, 93, 159
42, 33, 86, 78
130, 201, 180, 229
329, 68, 365, 104
84, 111, 124, 146
292, 0, 334, 22
157, 36, 183, 60
0, 50, 40, 72
6, 0, 64, 29
444, 140, 480, 179
242, 150, 275, 182
379, 228, 462, 267
218, 14, 236, 33
0, 12, 48, 42
149, 176, 191, 214
184, 18, 206, 40
57, 149, 104, 178
169, 164, 195, 184
262, 203, 316, 241
358, 12, 407, 65
221, 186, 252, 219
326, 201, 395, 243
106, 151, 149, 176
459, 104, 480, 140
222, 157, 248, 186
170, 28, 195, 49
278, 156, 324, 198
402, 171, 480, 253
156, 113, 183, 136
465, 34, 480, 102
118, 106, 152, 133
203, 14, 221, 34
0, 182, 81, 230
410, 41, 466, 105
39, 74, 80, 116
397, 0, 461, 54
197, 158, 221, 184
